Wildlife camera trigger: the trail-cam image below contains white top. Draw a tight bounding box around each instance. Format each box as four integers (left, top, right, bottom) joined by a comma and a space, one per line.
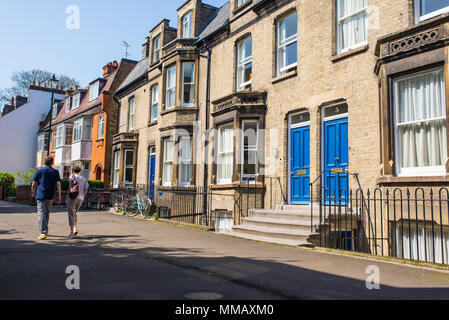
69, 174, 89, 201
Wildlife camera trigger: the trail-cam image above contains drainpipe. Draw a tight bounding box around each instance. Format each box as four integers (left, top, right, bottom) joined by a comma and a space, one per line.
113, 93, 121, 135
201, 43, 212, 216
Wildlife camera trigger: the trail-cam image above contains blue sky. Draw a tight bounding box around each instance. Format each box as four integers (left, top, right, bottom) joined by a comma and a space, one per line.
0, 0, 226, 89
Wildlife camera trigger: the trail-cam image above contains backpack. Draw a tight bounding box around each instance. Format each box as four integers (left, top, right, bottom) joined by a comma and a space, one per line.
68, 175, 79, 200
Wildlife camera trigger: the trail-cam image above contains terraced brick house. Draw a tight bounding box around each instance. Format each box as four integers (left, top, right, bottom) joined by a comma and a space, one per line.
112, 0, 449, 263
37, 59, 137, 185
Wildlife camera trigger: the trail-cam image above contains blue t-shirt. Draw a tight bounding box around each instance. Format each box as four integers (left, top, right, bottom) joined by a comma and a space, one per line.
33, 166, 61, 200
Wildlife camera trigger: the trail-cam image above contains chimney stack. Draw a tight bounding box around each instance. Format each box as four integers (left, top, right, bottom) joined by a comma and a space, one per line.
103, 60, 119, 77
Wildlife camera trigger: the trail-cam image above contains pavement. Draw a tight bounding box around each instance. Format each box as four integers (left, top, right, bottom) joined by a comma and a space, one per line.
1, 200, 449, 300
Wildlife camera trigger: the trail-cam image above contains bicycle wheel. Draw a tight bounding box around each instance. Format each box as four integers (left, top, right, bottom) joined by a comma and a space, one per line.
125, 198, 139, 217
141, 197, 153, 219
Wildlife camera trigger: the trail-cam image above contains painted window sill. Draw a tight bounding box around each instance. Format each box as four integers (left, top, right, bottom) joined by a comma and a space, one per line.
377, 175, 449, 185
210, 182, 264, 190
160, 106, 199, 116
272, 68, 297, 84
330, 45, 369, 63
148, 120, 158, 127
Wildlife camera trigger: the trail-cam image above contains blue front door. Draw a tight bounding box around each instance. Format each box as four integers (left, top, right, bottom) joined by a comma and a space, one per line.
290, 126, 310, 203
148, 154, 156, 200
323, 117, 348, 202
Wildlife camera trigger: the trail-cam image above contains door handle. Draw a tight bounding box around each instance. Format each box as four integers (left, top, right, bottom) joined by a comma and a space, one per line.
335, 157, 340, 163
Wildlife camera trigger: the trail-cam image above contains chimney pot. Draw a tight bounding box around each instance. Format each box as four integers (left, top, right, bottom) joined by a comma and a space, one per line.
11, 97, 14, 105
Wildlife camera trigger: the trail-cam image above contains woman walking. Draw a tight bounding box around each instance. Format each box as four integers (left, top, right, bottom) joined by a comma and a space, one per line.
67, 167, 89, 238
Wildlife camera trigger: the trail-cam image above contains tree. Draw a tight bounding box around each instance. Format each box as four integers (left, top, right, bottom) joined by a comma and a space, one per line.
0, 69, 80, 111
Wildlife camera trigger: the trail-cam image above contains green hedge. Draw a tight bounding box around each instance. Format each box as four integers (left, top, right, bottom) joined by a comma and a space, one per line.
60, 179, 104, 191
0, 172, 15, 185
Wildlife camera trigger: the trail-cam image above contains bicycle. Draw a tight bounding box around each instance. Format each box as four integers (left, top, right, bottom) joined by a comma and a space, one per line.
123, 190, 153, 219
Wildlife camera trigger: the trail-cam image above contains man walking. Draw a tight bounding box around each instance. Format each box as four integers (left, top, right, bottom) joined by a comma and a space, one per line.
67, 167, 88, 238
31, 156, 62, 240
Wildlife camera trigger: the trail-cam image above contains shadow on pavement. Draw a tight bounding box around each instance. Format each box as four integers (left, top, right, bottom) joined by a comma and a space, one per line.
0, 233, 448, 300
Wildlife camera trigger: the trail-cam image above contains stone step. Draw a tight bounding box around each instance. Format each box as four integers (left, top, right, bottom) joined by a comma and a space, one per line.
232, 224, 318, 243
278, 204, 321, 212
230, 231, 314, 247
250, 209, 320, 221
242, 216, 314, 233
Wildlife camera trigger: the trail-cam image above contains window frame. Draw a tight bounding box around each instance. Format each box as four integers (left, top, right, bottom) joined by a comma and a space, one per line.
52, 104, 58, 120
182, 12, 192, 38
150, 85, 159, 122
73, 93, 81, 110
162, 138, 174, 186
178, 136, 192, 187
89, 81, 100, 102
182, 61, 195, 107
415, 0, 449, 22
128, 96, 136, 131
165, 65, 177, 109
124, 149, 134, 186
241, 120, 259, 182
336, 0, 368, 54
113, 150, 120, 188
237, 36, 253, 91
152, 35, 161, 63
276, 11, 298, 75
65, 97, 71, 113
392, 68, 447, 177
55, 125, 65, 149
217, 123, 234, 185
97, 115, 105, 140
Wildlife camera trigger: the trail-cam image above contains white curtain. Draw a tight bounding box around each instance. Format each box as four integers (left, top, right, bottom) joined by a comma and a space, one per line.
397, 225, 449, 264
339, 0, 367, 50
218, 125, 234, 183
396, 69, 447, 169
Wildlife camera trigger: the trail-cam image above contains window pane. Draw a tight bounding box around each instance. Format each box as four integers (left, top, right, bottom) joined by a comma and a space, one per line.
183, 62, 195, 105
395, 69, 447, 170
341, 11, 367, 49
217, 124, 234, 183
338, 0, 367, 18
421, 0, 449, 15
285, 42, 297, 67
242, 64, 252, 84
125, 150, 134, 166
280, 12, 297, 44
243, 150, 257, 176
125, 168, 133, 184
243, 121, 258, 147
291, 113, 310, 125
239, 37, 252, 61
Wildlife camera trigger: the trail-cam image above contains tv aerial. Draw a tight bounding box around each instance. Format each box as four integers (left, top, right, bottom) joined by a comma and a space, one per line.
122, 40, 132, 58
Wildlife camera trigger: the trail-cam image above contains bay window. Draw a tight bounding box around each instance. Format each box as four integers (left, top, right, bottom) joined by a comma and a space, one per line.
165, 65, 177, 109
242, 120, 259, 182
124, 149, 134, 185
337, 0, 368, 53
182, 62, 195, 106
151, 85, 159, 122
55, 125, 64, 148
162, 139, 174, 186
277, 12, 298, 75
179, 136, 192, 186
237, 36, 252, 91
98, 115, 105, 140
393, 68, 447, 176
415, 0, 449, 22
73, 118, 92, 142
217, 124, 234, 184
128, 96, 135, 130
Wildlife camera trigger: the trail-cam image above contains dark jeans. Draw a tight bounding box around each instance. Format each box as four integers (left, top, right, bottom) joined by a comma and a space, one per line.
37, 200, 53, 234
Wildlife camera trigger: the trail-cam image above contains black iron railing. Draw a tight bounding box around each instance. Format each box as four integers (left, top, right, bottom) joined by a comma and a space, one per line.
315, 187, 449, 265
